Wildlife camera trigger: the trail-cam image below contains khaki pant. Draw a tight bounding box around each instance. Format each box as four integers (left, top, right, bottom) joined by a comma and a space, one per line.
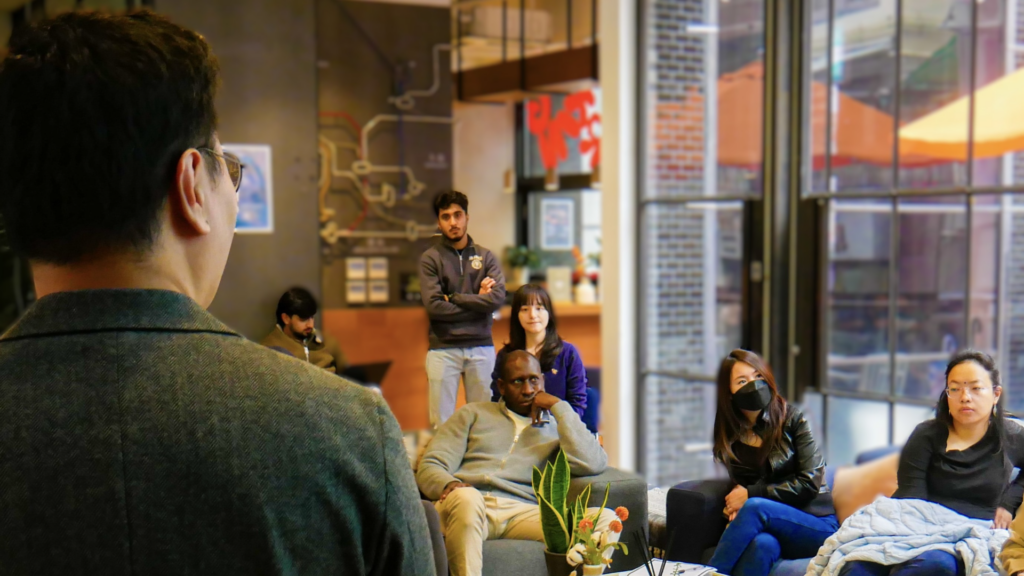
436, 487, 618, 576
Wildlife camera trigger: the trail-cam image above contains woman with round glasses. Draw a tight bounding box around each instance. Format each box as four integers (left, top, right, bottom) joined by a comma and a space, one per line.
839, 350, 1024, 576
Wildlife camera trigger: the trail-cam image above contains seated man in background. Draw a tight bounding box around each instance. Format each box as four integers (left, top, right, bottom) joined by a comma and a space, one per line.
417, 350, 617, 576
0, 11, 430, 574
261, 287, 346, 373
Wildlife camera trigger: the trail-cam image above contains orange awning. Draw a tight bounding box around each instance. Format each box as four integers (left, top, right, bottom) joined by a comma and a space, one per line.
899, 66, 1024, 161
718, 62, 897, 168
658, 62, 930, 170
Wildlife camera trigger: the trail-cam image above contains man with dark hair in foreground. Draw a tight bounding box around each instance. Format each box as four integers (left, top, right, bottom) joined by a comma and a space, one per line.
0, 11, 431, 575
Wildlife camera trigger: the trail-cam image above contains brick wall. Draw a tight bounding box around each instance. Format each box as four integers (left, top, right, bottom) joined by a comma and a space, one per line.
642, 0, 718, 487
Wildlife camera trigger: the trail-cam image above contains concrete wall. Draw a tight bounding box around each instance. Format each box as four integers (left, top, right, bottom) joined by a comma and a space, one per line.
159, 0, 321, 340
317, 0, 452, 309
452, 100, 516, 265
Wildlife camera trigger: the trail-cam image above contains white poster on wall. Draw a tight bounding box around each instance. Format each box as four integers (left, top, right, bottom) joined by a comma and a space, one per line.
223, 144, 274, 234
540, 198, 575, 251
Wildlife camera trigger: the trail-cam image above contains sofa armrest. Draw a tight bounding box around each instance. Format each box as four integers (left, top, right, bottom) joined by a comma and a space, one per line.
421, 500, 448, 576
569, 467, 647, 573
665, 478, 732, 563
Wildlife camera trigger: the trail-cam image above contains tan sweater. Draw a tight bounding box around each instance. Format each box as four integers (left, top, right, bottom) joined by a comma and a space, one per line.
1002, 503, 1024, 576
260, 326, 339, 373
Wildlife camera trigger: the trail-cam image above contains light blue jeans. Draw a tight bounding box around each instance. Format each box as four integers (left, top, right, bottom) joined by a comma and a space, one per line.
427, 346, 495, 427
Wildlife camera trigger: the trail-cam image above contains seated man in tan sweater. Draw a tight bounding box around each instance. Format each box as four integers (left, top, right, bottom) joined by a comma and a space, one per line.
417, 350, 617, 576
261, 287, 346, 372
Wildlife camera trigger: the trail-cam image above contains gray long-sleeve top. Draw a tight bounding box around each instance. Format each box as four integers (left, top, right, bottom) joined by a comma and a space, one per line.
416, 400, 608, 503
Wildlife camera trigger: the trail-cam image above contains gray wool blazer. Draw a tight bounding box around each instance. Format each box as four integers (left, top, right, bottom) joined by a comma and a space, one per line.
0, 289, 433, 576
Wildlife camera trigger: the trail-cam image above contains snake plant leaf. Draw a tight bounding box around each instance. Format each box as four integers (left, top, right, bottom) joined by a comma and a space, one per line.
538, 492, 570, 553
550, 449, 571, 521
598, 483, 610, 517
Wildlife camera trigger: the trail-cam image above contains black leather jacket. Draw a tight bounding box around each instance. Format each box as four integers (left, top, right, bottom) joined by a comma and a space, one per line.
726, 405, 834, 516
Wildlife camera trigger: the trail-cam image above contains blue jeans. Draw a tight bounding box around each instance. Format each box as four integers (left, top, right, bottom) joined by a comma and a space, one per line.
838, 551, 964, 576
426, 346, 495, 427
709, 497, 839, 576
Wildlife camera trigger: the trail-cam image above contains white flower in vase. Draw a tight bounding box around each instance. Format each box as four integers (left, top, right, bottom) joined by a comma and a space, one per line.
567, 543, 587, 566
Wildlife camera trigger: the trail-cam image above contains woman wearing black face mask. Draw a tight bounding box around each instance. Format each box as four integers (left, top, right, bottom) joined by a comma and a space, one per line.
708, 349, 836, 576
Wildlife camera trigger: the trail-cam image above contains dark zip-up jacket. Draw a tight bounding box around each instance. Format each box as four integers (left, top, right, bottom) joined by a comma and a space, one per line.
726, 405, 835, 517
418, 236, 506, 349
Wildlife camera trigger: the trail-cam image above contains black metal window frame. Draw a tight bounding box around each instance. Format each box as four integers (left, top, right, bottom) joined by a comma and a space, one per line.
803, 0, 1022, 448
633, 0, 798, 476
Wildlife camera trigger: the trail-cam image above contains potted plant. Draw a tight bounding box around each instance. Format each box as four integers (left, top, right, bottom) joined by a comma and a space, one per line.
534, 450, 576, 576
566, 503, 629, 576
533, 451, 629, 576
505, 245, 540, 288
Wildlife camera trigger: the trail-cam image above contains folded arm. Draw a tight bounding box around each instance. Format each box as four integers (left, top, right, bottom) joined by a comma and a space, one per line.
551, 401, 606, 476
747, 410, 824, 507
450, 252, 507, 313
419, 255, 484, 322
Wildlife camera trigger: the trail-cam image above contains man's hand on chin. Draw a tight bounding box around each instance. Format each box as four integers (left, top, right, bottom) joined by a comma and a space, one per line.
529, 392, 560, 425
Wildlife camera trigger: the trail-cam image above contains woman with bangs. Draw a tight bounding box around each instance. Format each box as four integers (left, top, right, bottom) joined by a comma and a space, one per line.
489, 284, 588, 418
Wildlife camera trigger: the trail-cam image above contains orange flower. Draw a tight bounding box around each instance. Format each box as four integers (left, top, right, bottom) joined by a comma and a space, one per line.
609, 520, 623, 533
615, 506, 629, 521
578, 518, 594, 532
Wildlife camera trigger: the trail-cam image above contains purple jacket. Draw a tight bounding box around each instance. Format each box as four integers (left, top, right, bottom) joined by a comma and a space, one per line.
490, 341, 588, 417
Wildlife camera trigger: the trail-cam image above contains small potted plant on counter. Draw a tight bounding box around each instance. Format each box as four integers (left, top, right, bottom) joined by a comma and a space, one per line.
505, 245, 540, 288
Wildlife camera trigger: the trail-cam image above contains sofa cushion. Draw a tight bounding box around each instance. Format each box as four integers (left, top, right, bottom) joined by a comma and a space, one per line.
831, 452, 899, 524
421, 501, 449, 576
482, 540, 548, 576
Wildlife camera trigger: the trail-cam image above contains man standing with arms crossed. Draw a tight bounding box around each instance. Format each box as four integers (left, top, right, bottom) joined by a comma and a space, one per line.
420, 190, 506, 427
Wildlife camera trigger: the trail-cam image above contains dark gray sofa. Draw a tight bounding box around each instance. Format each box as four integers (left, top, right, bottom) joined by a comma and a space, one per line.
422, 467, 648, 576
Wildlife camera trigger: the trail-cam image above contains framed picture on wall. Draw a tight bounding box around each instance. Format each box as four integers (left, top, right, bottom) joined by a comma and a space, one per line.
540, 198, 574, 251
223, 143, 274, 234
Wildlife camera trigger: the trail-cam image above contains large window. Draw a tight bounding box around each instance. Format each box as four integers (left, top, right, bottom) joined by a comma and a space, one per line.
807, 0, 1024, 465
638, 0, 763, 487
636, 0, 1024, 480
